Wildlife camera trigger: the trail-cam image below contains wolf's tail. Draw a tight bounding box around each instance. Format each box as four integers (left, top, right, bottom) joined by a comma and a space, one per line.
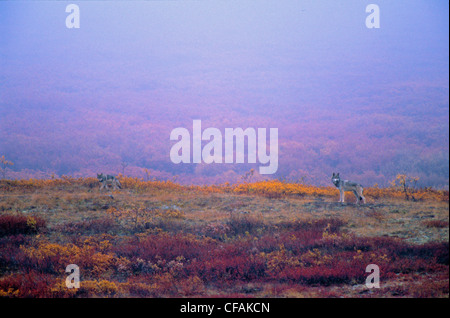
116, 179, 122, 189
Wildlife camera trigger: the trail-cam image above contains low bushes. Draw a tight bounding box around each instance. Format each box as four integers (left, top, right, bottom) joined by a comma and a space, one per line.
0, 214, 46, 237
1, 222, 448, 297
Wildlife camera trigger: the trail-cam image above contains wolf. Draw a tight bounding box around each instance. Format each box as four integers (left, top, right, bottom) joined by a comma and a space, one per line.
97, 173, 122, 190
331, 173, 366, 204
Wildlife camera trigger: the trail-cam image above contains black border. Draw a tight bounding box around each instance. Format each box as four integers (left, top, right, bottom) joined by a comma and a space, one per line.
2, 298, 449, 316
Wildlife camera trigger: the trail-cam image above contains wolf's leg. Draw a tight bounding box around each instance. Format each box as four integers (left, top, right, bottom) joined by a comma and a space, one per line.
340, 190, 345, 203
353, 190, 360, 205
360, 188, 366, 204
356, 186, 365, 204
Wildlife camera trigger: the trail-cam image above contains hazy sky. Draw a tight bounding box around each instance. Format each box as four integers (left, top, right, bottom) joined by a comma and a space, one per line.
0, 1, 448, 185
1, 0, 447, 111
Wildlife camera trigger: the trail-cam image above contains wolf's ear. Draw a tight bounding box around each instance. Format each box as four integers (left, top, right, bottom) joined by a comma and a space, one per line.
332, 172, 335, 177
337, 173, 340, 177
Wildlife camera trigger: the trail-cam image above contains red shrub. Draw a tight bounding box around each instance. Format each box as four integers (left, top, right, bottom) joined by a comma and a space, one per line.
0, 271, 57, 298
278, 263, 365, 286
192, 253, 266, 282
0, 234, 29, 271
112, 232, 216, 263
0, 214, 46, 237
392, 242, 449, 265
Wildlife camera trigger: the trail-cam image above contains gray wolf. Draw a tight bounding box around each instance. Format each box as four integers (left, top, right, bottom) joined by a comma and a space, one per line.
331, 172, 366, 204
97, 173, 122, 190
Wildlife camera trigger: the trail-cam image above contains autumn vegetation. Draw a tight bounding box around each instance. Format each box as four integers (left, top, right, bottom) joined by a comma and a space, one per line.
0, 176, 448, 298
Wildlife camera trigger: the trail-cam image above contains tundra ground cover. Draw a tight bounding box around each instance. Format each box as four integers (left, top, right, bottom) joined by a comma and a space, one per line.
0, 178, 448, 297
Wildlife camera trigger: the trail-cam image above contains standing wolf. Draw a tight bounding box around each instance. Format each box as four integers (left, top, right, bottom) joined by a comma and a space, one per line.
331, 173, 366, 204
97, 173, 122, 190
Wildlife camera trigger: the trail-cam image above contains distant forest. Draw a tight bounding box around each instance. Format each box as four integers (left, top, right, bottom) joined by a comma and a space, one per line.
1, 83, 448, 188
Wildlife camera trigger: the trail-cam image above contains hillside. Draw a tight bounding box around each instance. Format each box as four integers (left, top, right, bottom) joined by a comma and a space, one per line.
0, 178, 448, 298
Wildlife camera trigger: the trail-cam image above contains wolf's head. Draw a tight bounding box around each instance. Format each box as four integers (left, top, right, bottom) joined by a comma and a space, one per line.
331, 172, 340, 186
97, 173, 104, 181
